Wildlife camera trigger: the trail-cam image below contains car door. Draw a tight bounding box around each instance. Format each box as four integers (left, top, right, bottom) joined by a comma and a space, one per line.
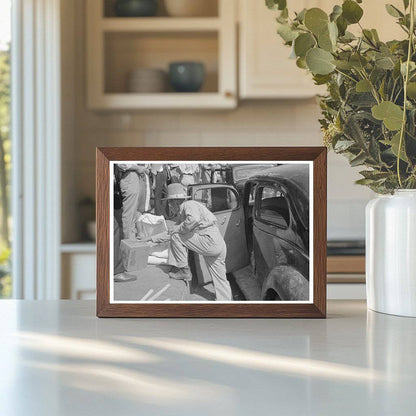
190, 184, 249, 274
252, 182, 309, 286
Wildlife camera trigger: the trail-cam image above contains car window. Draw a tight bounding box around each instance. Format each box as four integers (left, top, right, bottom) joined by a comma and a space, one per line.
258, 186, 290, 228
194, 187, 239, 213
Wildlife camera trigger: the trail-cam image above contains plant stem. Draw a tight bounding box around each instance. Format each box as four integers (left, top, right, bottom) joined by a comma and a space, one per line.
397, 0, 415, 188
358, 69, 380, 104
334, 68, 357, 83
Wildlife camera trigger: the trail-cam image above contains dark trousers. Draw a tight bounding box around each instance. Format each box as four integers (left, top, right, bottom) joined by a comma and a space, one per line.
154, 170, 168, 216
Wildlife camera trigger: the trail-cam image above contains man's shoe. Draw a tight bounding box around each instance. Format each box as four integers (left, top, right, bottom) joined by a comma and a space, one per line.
169, 267, 192, 282
114, 272, 137, 283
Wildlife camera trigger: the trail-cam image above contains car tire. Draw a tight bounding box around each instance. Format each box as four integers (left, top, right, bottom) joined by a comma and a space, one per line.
261, 266, 309, 301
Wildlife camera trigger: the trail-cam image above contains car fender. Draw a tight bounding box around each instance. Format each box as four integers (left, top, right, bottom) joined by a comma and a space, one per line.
261, 265, 309, 301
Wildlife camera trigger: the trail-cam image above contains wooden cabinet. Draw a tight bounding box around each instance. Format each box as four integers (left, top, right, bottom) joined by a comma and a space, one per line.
238, 0, 404, 99
86, 0, 237, 109
239, 0, 324, 99
61, 244, 96, 300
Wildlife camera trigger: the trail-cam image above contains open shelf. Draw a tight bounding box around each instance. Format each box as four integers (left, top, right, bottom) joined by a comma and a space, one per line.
104, 31, 218, 94
91, 92, 235, 109
101, 17, 221, 32
86, 0, 236, 109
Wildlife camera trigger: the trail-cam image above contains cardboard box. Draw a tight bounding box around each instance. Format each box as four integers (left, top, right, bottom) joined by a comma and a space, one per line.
135, 213, 167, 239
120, 240, 151, 272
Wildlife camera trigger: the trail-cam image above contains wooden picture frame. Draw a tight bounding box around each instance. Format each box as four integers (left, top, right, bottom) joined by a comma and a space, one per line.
96, 147, 327, 318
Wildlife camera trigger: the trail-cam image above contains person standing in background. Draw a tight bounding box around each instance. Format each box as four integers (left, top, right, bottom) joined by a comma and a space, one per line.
113, 172, 137, 282
168, 164, 181, 184
179, 164, 200, 187
116, 164, 148, 240
201, 164, 214, 184
150, 164, 168, 216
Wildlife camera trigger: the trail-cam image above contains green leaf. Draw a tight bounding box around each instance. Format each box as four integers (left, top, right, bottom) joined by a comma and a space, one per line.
340, 31, 356, 42
369, 136, 381, 162
375, 56, 395, 70
281, 8, 288, 18
306, 48, 335, 75
318, 31, 334, 52
350, 152, 368, 167
330, 5, 343, 22
295, 8, 307, 22
403, 0, 410, 9
355, 178, 377, 185
266, 0, 287, 11
360, 170, 391, 180
333, 59, 353, 70
350, 53, 368, 69
277, 23, 299, 42
296, 57, 307, 69
401, 61, 416, 76
334, 139, 355, 152
385, 4, 404, 18
349, 92, 377, 107
362, 29, 375, 44
407, 82, 416, 99
371, 29, 380, 42
372, 101, 404, 130
304, 8, 329, 35
294, 33, 315, 57
313, 74, 332, 85
342, 0, 364, 24
356, 79, 372, 93
318, 22, 338, 52
382, 132, 409, 162
336, 15, 348, 36
328, 21, 338, 45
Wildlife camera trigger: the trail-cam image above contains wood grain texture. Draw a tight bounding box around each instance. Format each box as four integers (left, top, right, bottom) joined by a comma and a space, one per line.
327, 256, 365, 274
96, 147, 327, 318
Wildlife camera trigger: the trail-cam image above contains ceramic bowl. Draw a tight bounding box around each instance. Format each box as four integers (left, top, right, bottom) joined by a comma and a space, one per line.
114, 0, 158, 17
127, 68, 167, 93
168, 62, 205, 93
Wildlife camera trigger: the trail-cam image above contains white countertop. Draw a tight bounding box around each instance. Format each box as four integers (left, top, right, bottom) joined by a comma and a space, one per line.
0, 300, 415, 415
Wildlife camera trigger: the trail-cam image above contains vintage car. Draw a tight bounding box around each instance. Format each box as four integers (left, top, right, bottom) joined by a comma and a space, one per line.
189, 164, 310, 301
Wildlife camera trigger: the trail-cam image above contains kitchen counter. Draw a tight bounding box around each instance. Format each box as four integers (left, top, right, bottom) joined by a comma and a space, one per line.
0, 300, 415, 415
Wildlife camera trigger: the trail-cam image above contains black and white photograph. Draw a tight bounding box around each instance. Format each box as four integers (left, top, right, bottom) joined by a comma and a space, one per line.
111, 161, 313, 303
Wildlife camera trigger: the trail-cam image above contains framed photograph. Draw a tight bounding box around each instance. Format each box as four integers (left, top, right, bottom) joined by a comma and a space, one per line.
96, 147, 327, 318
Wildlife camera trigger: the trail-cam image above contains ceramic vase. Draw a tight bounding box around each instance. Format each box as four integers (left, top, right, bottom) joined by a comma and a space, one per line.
366, 190, 416, 317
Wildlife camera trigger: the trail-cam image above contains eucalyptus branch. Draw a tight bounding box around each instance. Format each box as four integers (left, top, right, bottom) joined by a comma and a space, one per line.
390, 79, 398, 102
358, 69, 381, 104
393, 86, 404, 103
267, 0, 416, 193
334, 68, 358, 83
397, 0, 415, 187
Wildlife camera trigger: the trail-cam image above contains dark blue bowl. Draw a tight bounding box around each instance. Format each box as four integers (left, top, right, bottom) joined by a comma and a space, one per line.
114, 0, 158, 17
169, 62, 205, 93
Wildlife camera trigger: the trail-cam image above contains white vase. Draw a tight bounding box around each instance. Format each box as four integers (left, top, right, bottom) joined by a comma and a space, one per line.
366, 190, 416, 317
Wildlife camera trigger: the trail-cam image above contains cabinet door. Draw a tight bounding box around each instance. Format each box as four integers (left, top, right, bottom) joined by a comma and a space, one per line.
239, 0, 321, 99
238, 0, 404, 99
